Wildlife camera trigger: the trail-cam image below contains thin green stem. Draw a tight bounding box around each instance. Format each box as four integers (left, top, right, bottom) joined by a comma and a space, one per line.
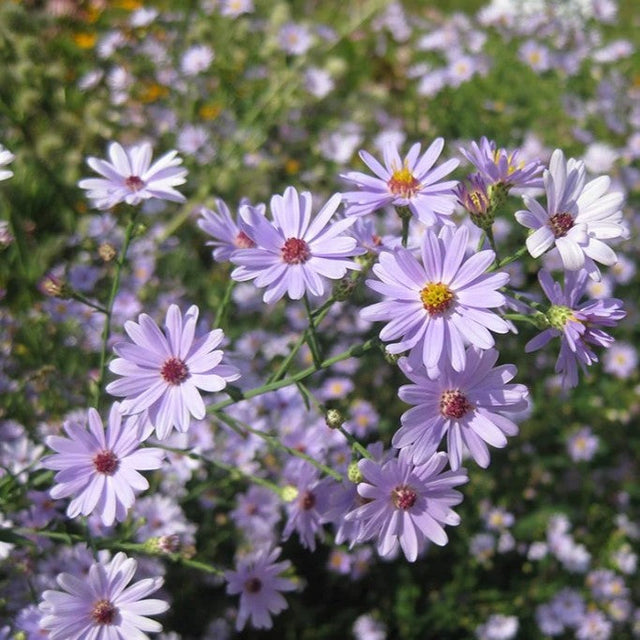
268, 297, 335, 383
303, 294, 322, 369
214, 276, 235, 329
489, 245, 529, 272
211, 338, 378, 413
94, 215, 137, 408
401, 216, 410, 247
337, 426, 373, 460
70, 292, 108, 314
503, 313, 541, 328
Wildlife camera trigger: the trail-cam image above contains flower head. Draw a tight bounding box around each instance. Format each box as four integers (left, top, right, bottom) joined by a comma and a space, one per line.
41, 404, 164, 526
106, 304, 240, 439
197, 198, 258, 262
362, 225, 510, 377
39, 551, 168, 640
395, 347, 528, 470
0, 144, 15, 181
79, 142, 187, 210
459, 136, 544, 191
515, 148, 627, 280
225, 547, 297, 631
341, 139, 459, 226
346, 451, 468, 561
525, 270, 625, 387
230, 187, 363, 304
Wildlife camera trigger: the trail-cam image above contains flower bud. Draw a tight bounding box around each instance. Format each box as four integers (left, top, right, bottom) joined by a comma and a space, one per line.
325, 408, 345, 429
347, 461, 363, 484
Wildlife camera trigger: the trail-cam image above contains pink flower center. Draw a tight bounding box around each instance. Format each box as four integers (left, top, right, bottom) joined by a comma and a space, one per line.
300, 490, 316, 510
388, 167, 421, 199
420, 282, 454, 315
281, 237, 310, 264
440, 389, 472, 419
549, 212, 574, 238
160, 357, 190, 385
244, 577, 262, 593
91, 599, 117, 625
125, 175, 145, 192
93, 450, 119, 475
235, 230, 255, 249
392, 485, 417, 510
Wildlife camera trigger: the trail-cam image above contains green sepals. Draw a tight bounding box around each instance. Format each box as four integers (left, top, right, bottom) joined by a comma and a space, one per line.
347, 461, 364, 484
547, 305, 576, 330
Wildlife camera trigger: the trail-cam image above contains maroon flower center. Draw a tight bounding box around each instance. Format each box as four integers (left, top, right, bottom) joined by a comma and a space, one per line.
388, 167, 421, 199
93, 450, 119, 475
91, 599, 117, 625
300, 490, 316, 510
235, 230, 255, 249
440, 389, 472, 419
244, 577, 262, 593
392, 485, 417, 510
125, 175, 145, 192
281, 237, 310, 264
420, 282, 454, 315
160, 357, 190, 385
549, 212, 574, 238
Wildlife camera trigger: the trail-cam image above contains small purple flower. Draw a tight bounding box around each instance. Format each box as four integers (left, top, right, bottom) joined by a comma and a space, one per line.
42, 404, 164, 526
39, 551, 168, 639
341, 138, 459, 226
107, 304, 241, 439
225, 547, 297, 631
346, 451, 468, 561
79, 142, 187, 210
230, 187, 363, 304
394, 346, 528, 470
361, 225, 510, 376
197, 198, 258, 262
515, 148, 627, 280
459, 136, 544, 190
525, 270, 625, 388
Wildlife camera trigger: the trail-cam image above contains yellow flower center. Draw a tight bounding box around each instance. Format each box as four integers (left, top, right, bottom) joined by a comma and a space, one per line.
420, 282, 454, 315
388, 166, 421, 198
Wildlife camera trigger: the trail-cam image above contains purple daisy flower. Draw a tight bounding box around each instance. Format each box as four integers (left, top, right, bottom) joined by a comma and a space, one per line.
39, 551, 168, 639
42, 404, 164, 526
106, 304, 241, 439
459, 136, 544, 190
197, 198, 258, 262
346, 451, 468, 561
340, 138, 460, 226
225, 547, 297, 631
515, 148, 627, 280
361, 225, 510, 377
525, 269, 625, 388
230, 186, 363, 304
394, 347, 529, 470
78, 141, 187, 210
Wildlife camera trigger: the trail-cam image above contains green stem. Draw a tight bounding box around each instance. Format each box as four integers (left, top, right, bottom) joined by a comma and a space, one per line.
214, 276, 235, 329
303, 294, 322, 369
489, 245, 529, 272
214, 410, 343, 481
13, 528, 225, 576
401, 216, 410, 247
268, 297, 335, 383
94, 214, 137, 408
502, 313, 541, 328
70, 292, 108, 314
337, 426, 373, 460
211, 338, 378, 413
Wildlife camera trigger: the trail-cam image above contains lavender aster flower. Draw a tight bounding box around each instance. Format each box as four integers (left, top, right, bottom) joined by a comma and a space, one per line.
341, 138, 459, 226
395, 346, 528, 470
225, 547, 297, 631
361, 225, 510, 376
515, 148, 627, 280
107, 304, 240, 439
230, 186, 363, 304
525, 270, 625, 388
346, 451, 467, 561
39, 551, 168, 639
197, 198, 257, 262
0, 144, 15, 181
42, 404, 164, 526
79, 142, 187, 210
459, 136, 544, 191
